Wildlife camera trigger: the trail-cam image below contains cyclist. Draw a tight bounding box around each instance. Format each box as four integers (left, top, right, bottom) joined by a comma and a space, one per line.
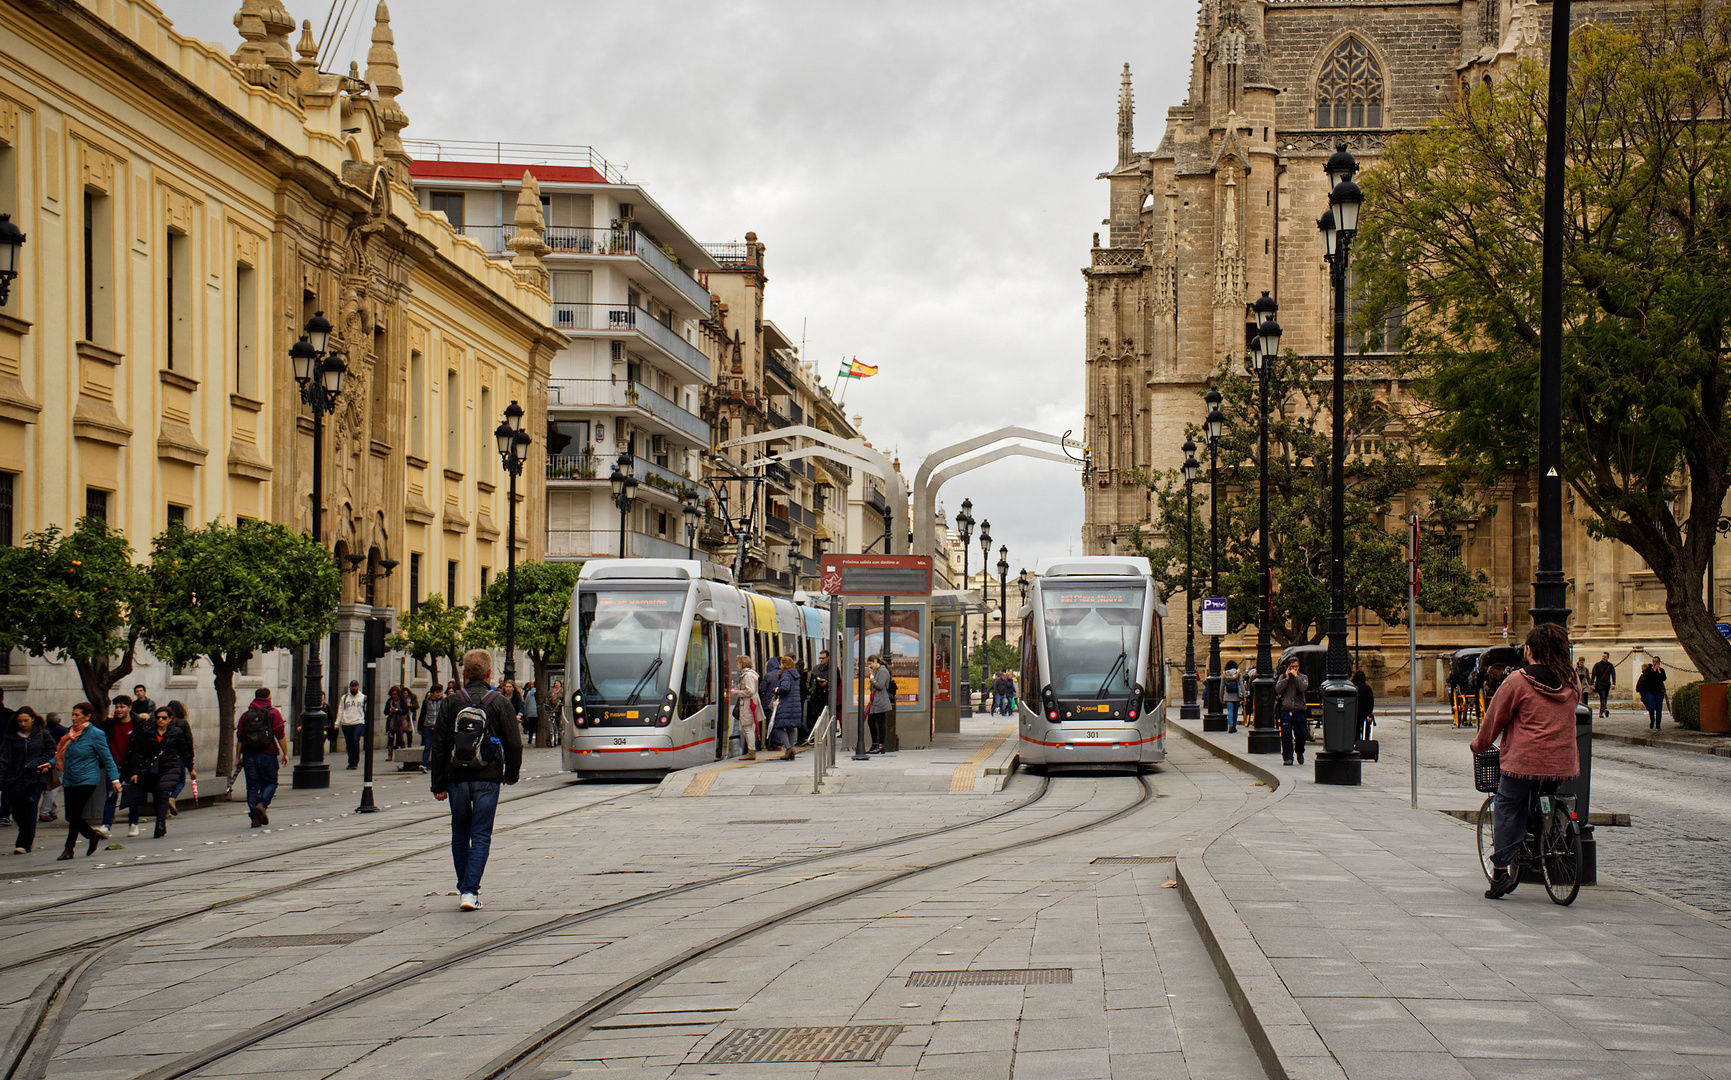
1470, 622, 1581, 900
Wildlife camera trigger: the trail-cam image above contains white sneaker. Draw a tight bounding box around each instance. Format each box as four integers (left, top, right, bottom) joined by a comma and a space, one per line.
459, 892, 481, 911
126, 825, 139, 838
92, 825, 109, 839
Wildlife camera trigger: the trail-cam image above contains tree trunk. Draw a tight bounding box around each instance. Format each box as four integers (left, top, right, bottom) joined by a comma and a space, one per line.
529, 651, 550, 749
75, 647, 136, 714
212, 658, 239, 780
1659, 566, 1731, 683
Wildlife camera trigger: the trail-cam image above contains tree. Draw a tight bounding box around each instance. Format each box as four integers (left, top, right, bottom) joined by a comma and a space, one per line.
1126, 355, 1488, 650
385, 594, 468, 687
466, 560, 582, 745
135, 520, 341, 778
969, 638, 1019, 685
0, 517, 144, 707
1352, 3, 1731, 679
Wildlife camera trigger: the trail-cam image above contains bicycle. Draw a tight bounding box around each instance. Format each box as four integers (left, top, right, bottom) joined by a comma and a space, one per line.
1475, 779, 1583, 905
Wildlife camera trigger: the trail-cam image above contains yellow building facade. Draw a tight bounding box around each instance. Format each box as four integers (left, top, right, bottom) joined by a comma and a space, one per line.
0, 0, 558, 744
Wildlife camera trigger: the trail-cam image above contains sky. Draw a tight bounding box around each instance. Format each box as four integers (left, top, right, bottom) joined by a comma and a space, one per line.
166, 0, 1200, 568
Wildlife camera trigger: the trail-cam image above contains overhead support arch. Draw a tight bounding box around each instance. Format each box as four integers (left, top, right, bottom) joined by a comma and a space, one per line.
719, 424, 910, 554
912, 426, 1086, 560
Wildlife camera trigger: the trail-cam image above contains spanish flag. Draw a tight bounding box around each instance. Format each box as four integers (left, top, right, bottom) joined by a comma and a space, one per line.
836, 358, 879, 380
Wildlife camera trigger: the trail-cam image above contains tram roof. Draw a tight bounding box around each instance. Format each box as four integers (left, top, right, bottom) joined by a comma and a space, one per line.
1031, 556, 1153, 579
578, 558, 733, 584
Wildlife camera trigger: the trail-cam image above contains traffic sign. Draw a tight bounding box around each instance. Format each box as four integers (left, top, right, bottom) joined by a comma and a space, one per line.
1202, 597, 1228, 635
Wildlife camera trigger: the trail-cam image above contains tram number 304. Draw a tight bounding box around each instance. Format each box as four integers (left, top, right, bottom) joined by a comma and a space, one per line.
613, 738, 628, 745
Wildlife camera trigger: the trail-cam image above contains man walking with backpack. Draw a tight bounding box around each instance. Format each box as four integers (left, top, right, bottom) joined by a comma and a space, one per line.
235, 689, 287, 827
430, 650, 522, 911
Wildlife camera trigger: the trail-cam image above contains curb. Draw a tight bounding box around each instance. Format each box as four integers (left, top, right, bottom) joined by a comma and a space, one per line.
1593, 731, 1731, 758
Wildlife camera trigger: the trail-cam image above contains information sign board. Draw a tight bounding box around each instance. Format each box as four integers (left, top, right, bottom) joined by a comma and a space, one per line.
821, 554, 933, 597
1202, 597, 1228, 636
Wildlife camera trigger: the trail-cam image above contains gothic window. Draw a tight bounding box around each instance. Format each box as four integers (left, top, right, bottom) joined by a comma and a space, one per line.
1315, 39, 1384, 128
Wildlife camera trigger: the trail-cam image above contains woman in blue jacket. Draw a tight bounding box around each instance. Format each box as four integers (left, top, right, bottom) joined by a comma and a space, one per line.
56, 702, 120, 860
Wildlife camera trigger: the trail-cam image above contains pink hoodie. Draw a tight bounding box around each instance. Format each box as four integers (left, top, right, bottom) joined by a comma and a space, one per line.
1471, 668, 1581, 779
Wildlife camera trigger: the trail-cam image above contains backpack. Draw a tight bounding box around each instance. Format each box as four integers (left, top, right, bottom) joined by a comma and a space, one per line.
238, 707, 274, 754
450, 689, 502, 770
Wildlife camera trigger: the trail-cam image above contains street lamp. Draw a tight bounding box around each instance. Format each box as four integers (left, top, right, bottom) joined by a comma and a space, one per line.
955, 499, 975, 717
290, 312, 345, 790
356, 557, 396, 813
495, 401, 530, 688
609, 450, 638, 558
978, 518, 992, 708
1246, 292, 1282, 755
1202, 389, 1228, 732
1181, 439, 1200, 722
0, 213, 26, 306
1316, 144, 1365, 785
682, 489, 701, 558
996, 545, 1010, 646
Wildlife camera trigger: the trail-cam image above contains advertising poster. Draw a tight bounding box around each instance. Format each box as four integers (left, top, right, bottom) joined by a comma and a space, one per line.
849, 605, 923, 706
934, 625, 953, 704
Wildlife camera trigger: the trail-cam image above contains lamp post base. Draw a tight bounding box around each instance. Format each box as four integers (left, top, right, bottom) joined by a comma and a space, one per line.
292, 763, 330, 789
1246, 729, 1281, 755
1202, 710, 1228, 733
1179, 704, 1201, 721
1313, 750, 1362, 786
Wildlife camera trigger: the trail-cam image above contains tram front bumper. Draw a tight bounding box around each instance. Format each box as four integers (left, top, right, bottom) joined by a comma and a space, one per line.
1023, 725, 1162, 765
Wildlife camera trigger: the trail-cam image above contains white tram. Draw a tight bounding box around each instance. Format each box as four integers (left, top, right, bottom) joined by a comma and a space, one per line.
1017, 557, 1168, 770
562, 559, 830, 779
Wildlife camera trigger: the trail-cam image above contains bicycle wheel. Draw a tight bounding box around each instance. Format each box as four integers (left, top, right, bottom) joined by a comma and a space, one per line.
1541, 807, 1582, 906
1476, 794, 1499, 882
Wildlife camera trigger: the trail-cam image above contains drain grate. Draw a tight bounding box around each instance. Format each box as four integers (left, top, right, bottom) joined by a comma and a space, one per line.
907, 968, 1073, 987
728, 818, 810, 825
701, 1025, 901, 1064
206, 932, 374, 949
1091, 855, 1175, 864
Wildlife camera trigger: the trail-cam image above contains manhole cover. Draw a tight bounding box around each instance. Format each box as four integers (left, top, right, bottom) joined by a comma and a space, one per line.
907, 968, 1072, 987
700, 1025, 901, 1064
728, 819, 811, 825
1091, 855, 1175, 864
206, 932, 375, 949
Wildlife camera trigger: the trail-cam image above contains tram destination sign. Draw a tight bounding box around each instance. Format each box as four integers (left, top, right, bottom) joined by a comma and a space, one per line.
821, 554, 933, 597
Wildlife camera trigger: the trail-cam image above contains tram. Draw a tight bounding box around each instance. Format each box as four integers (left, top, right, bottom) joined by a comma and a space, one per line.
1017, 556, 1168, 770
562, 559, 829, 779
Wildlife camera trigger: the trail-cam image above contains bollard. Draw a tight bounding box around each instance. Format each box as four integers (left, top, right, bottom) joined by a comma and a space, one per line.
1560, 700, 1595, 885
1315, 676, 1363, 785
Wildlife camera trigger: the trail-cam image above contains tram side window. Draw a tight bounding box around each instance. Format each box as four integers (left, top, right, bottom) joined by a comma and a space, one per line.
1146, 615, 1165, 707
1021, 613, 1038, 706
683, 619, 714, 714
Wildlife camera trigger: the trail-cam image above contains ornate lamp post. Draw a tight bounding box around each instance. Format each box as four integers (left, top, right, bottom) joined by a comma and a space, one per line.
495, 401, 530, 684
1247, 293, 1283, 755
609, 450, 638, 558
1181, 439, 1201, 722
356, 557, 396, 813
1316, 144, 1366, 785
996, 545, 1010, 645
682, 489, 701, 558
978, 519, 992, 706
1202, 389, 1228, 731
289, 313, 346, 790
0, 213, 26, 306
955, 499, 975, 717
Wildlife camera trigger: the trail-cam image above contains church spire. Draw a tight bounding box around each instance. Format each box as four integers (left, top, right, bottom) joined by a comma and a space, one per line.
1117, 63, 1135, 163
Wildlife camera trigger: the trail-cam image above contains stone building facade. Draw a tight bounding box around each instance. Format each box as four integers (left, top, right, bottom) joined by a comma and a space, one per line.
1082, 0, 1694, 695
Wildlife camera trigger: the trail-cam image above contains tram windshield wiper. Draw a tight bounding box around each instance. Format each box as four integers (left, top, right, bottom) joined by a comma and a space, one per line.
1096, 651, 1128, 699
625, 654, 664, 706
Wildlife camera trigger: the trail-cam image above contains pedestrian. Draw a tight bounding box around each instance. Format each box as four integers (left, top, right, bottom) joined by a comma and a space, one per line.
101, 696, 135, 833
1636, 658, 1667, 730
1471, 622, 1581, 899
1574, 657, 1590, 688
758, 656, 781, 728
164, 699, 195, 811
235, 688, 287, 827
337, 679, 366, 769
417, 684, 444, 771
37, 712, 66, 824
1275, 658, 1308, 766
804, 650, 831, 744
1, 707, 55, 853
131, 684, 156, 722
1222, 661, 1242, 733
867, 654, 892, 754
430, 649, 522, 911
1352, 670, 1375, 742
549, 677, 565, 743
383, 687, 406, 752
766, 654, 804, 760
990, 671, 1010, 716
56, 702, 120, 860
1589, 651, 1616, 718
728, 656, 761, 761
124, 705, 194, 839
522, 682, 539, 748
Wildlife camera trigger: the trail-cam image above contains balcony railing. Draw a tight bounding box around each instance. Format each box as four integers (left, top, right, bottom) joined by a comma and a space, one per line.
704, 241, 758, 269
547, 450, 600, 480
548, 303, 709, 381
765, 515, 792, 539
763, 351, 795, 390
453, 223, 711, 311
548, 378, 710, 445
630, 232, 712, 311
764, 463, 791, 486
766, 407, 789, 429
546, 528, 694, 561
404, 139, 628, 183
758, 567, 792, 589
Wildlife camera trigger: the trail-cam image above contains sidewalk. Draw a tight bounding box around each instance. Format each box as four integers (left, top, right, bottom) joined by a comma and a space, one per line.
653, 715, 1021, 797
1167, 716, 1731, 1080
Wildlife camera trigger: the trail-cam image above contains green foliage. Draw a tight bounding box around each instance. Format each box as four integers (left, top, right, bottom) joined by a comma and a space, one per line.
467, 561, 583, 744
0, 517, 144, 706
136, 519, 341, 776
1673, 681, 1704, 731
1126, 354, 1488, 647
385, 593, 468, 685
1352, 2, 1731, 680
969, 638, 1019, 684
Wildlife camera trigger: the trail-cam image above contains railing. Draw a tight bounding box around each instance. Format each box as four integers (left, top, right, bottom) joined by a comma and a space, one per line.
548, 304, 709, 380
547, 378, 710, 444
789, 401, 805, 425
634, 456, 702, 499
763, 351, 795, 389
405, 139, 628, 183
759, 567, 792, 588
630, 232, 712, 310
452, 223, 710, 311
765, 515, 792, 538
810, 706, 837, 793
546, 528, 693, 560
704, 241, 757, 268
547, 451, 599, 480
764, 463, 791, 486
766, 407, 789, 429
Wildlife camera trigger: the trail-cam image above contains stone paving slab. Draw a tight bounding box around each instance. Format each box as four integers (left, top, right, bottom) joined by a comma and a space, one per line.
1169, 715, 1731, 1080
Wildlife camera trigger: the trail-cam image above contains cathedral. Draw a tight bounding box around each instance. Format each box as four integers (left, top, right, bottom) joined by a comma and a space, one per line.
1081, 0, 1697, 695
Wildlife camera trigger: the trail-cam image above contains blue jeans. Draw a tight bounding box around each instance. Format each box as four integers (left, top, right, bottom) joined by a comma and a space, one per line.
1280, 711, 1307, 763
343, 724, 363, 767
447, 780, 500, 894
1225, 701, 1239, 731
242, 753, 280, 810
991, 693, 1006, 715
1491, 774, 1557, 868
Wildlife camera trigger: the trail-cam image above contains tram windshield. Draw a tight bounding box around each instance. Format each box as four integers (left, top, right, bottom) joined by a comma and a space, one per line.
1041, 584, 1145, 697
576, 589, 687, 703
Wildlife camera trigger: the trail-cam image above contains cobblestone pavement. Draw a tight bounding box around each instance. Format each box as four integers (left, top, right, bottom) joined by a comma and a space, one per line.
0, 738, 1274, 1079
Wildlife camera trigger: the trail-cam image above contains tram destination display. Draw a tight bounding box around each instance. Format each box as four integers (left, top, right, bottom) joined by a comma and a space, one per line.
821, 554, 933, 597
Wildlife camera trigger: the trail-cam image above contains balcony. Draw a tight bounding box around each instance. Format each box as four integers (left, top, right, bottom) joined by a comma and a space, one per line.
867, 488, 889, 513
546, 453, 703, 503
765, 514, 792, 539
549, 303, 710, 381
547, 450, 600, 480
764, 463, 791, 487
763, 351, 795, 391
758, 567, 792, 590
456, 224, 711, 313
546, 528, 694, 561
548, 378, 710, 445
766, 407, 789, 430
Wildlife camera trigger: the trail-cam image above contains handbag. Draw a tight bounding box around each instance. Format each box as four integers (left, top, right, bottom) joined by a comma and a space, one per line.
118, 780, 149, 811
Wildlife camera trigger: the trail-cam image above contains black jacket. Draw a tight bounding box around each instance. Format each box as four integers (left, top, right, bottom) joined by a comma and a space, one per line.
429, 680, 523, 794
1590, 660, 1616, 692
0, 726, 54, 794
124, 724, 194, 780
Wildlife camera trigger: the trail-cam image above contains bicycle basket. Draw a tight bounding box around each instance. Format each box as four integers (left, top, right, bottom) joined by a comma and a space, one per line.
1473, 748, 1501, 793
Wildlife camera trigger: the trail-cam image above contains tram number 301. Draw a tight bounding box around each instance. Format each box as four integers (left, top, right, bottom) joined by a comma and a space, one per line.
1086, 731, 1100, 739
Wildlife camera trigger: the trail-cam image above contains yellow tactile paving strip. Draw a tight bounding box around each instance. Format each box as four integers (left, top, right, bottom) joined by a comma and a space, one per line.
949, 722, 1016, 792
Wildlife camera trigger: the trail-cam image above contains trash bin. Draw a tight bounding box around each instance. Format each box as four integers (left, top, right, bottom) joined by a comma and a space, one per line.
1701, 682, 1730, 734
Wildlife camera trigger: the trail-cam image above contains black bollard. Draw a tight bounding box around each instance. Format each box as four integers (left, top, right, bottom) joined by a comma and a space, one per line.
1560, 700, 1594, 884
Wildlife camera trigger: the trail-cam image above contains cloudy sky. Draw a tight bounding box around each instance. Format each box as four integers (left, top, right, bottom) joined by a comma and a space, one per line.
169, 0, 1199, 568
